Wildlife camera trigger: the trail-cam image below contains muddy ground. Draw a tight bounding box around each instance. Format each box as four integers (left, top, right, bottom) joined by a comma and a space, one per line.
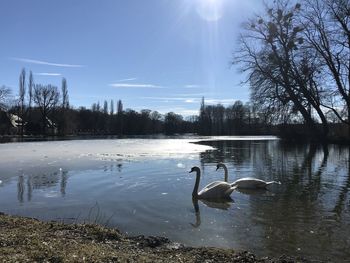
0, 212, 321, 262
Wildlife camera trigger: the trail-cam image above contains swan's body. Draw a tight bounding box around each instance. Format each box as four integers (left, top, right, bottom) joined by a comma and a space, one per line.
216, 163, 281, 189
232, 177, 281, 189
190, 166, 236, 200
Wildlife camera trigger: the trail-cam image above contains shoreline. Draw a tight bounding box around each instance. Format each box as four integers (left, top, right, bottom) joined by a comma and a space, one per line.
0, 212, 317, 262
1, 134, 349, 146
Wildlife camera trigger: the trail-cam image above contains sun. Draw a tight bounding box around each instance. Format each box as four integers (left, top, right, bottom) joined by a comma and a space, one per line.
195, 0, 225, 22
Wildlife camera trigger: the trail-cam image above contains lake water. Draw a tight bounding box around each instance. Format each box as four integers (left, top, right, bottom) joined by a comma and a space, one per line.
0, 137, 349, 261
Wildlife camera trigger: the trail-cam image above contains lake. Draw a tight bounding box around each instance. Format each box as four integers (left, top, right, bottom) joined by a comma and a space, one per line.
0, 137, 349, 261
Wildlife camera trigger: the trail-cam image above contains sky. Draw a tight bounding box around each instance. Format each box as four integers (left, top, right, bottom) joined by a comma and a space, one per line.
0, 0, 265, 116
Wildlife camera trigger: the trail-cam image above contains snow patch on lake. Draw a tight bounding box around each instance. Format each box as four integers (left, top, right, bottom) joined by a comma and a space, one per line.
0, 139, 212, 179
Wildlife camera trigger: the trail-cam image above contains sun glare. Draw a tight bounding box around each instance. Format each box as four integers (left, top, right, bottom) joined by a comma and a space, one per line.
195, 0, 225, 22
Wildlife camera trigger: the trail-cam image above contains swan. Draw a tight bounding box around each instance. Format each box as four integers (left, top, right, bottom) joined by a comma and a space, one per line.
216, 163, 281, 189
190, 166, 236, 200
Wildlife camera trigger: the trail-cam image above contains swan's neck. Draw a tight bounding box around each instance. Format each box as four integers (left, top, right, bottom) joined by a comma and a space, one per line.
223, 166, 228, 182
192, 170, 200, 198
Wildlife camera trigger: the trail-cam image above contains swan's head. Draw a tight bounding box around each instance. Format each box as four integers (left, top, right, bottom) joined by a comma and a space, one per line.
216, 163, 225, 171
189, 166, 200, 173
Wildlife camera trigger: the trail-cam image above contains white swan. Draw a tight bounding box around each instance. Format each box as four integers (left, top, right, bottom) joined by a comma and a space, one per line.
190, 166, 236, 200
216, 163, 281, 189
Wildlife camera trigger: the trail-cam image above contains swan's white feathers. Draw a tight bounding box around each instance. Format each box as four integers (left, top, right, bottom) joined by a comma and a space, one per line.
198, 181, 235, 199
232, 178, 280, 189
217, 163, 281, 190
202, 180, 224, 190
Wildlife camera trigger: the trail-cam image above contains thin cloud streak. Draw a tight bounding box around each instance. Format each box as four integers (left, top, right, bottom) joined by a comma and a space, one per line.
109, 83, 164, 89
141, 96, 199, 102
184, 84, 200, 88
114, 77, 137, 82
34, 72, 61, 76
205, 99, 235, 105
11, 57, 85, 68
141, 97, 235, 105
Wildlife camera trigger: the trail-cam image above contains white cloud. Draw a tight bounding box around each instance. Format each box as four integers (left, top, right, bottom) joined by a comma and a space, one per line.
141, 96, 199, 102
114, 77, 137, 82
185, 99, 196, 103
34, 72, 62, 76
184, 84, 200, 88
11, 57, 85, 68
205, 98, 235, 105
109, 83, 164, 89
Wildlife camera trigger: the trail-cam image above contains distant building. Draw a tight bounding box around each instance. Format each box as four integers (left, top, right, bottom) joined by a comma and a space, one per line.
46, 116, 58, 135
8, 113, 26, 129
0, 110, 26, 135
0, 109, 58, 135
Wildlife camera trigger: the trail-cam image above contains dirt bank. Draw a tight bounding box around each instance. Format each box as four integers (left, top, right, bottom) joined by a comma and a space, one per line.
0, 212, 317, 262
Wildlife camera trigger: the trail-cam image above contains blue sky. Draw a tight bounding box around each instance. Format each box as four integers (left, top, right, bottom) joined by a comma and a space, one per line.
0, 0, 264, 116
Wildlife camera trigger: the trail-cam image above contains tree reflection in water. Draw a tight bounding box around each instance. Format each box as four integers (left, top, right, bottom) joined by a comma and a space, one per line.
197, 140, 350, 258
16, 163, 124, 203
17, 170, 69, 202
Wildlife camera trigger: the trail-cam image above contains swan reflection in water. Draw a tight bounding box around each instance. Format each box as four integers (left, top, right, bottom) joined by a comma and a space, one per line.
190, 187, 277, 228
236, 188, 275, 196
190, 197, 233, 228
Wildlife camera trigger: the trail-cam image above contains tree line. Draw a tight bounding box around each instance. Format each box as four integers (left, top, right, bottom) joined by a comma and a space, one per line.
0, 69, 197, 136
1, 65, 341, 139
0, 69, 274, 137
198, 98, 273, 135
234, 0, 350, 140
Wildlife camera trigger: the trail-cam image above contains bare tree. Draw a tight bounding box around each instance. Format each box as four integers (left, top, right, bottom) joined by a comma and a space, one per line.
164, 112, 183, 134
33, 84, 60, 135
234, 0, 329, 138
60, 78, 69, 135
28, 71, 34, 110
302, 0, 350, 133
18, 68, 26, 137
110, 99, 114, 115
117, 99, 123, 135
0, 85, 11, 111
103, 100, 108, 115
199, 97, 212, 135
61, 78, 69, 109
91, 103, 97, 112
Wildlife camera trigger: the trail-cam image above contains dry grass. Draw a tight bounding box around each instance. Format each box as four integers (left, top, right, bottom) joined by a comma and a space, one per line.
0, 213, 313, 263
